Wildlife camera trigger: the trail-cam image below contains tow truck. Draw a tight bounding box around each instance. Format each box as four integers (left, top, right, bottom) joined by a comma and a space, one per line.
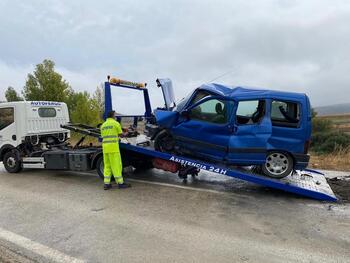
0, 77, 337, 201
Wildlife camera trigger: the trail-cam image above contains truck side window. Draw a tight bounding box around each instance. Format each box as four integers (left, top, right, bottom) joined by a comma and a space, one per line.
236, 100, 265, 125
271, 100, 300, 128
0, 108, 14, 130
189, 99, 227, 124
38, 107, 57, 118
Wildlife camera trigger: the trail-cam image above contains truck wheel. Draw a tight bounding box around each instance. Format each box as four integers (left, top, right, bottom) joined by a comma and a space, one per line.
154, 130, 175, 153
96, 156, 121, 182
96, 156, 104, 180
3, 151, 22, 173
261, 151, 293, 179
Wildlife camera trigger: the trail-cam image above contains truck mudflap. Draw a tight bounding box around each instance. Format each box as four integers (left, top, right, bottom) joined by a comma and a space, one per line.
120, 140, 337, 202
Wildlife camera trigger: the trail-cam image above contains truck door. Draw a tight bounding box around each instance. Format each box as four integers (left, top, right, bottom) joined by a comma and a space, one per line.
227, 99, 272, 165
0, 106, 16, 148
170, 97, 233, 162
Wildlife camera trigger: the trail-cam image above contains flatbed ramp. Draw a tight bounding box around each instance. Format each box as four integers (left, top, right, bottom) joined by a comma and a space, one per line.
120, 137, 337, 202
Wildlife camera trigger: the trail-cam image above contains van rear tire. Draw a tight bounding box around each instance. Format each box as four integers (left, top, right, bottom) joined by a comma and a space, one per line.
3, 151, 22, 173
261, 151, 293, 179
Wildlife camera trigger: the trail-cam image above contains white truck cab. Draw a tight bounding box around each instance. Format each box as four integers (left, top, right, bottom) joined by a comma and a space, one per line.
0, 101, 70, 171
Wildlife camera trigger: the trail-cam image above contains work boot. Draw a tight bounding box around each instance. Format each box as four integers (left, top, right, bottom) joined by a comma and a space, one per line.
104, 184, 112, 190
118, 183, 131, 189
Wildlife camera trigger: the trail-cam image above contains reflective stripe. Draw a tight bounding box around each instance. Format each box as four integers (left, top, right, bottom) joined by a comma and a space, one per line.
104, 176, 111, 179
102, 125, 114, 130
103, 135, 117, 139
102, 140, 118, 144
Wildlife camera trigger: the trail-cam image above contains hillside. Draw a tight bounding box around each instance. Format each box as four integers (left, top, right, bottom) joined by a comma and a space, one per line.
317, 113, 350, 135
314, 103, 350, 116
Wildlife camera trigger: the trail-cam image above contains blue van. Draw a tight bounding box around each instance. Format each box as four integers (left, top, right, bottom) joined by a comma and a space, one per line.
154, 83, 312, 178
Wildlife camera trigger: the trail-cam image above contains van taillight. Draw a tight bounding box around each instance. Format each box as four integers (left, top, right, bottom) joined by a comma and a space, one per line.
304, 140, 311, 154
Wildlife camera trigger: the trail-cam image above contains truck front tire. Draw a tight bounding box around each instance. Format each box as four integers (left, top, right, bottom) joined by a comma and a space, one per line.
3, 151, 22, 173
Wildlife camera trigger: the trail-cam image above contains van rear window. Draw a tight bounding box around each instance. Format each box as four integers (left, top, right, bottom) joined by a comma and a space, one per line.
38, 107, 56, 118
271, 100, 300, 128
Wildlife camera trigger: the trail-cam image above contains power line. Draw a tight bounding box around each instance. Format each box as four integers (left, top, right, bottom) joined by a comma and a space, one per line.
206, 67, 236, 83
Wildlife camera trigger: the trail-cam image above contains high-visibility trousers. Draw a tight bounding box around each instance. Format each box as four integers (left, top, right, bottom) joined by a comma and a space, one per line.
103, 152, 123, 184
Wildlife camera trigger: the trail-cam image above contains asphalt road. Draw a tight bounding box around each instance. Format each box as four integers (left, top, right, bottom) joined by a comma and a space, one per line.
0, 165, 349, 263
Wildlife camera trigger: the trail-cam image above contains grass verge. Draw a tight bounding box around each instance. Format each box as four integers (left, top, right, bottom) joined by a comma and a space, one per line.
309, 149, 350, 171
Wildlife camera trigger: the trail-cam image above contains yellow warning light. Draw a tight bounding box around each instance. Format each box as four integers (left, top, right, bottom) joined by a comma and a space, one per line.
109, 77, 145, 88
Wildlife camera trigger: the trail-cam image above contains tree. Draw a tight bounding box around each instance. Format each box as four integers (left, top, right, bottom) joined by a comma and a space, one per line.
22, 59, 72, 102
69, 91, 101, 126
92, 85, 104, 119
5, 86, 23, 102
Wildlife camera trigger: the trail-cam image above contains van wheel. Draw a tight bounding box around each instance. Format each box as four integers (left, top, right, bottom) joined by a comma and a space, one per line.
261, 151, 293, 179
3, 151, 22, 173
154, 130, 175, 153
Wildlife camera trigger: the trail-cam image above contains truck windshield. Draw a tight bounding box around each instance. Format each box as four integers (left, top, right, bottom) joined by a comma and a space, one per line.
0, 107, 14, 130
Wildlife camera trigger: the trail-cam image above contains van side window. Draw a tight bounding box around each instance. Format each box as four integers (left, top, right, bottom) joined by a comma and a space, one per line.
271, 100, 300, 128
236, 100, 265, 125
189, 99, 227, 124
0, 108, 14, 130
38, 107, 56, 118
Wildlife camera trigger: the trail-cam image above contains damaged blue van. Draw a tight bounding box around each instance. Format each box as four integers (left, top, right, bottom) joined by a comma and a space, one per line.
154, 83, 312, 178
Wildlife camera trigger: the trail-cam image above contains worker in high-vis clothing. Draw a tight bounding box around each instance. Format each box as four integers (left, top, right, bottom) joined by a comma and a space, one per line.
101, 110, 131, 190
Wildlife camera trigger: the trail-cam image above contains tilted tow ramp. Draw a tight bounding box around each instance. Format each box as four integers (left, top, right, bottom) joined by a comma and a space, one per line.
61, 123, 336, 201
120, 136, 337, 202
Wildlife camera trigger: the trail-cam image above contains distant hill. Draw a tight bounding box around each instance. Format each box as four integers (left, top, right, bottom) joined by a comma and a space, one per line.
314, 103, 350, 116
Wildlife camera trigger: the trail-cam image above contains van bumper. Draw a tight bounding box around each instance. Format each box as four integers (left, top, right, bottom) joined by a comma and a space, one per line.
293, 153, 310, 170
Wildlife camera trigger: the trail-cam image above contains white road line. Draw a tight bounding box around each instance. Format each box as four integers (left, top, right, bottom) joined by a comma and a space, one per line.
0, 228, 85, 263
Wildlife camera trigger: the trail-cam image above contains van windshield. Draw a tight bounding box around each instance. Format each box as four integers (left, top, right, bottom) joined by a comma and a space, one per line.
174, 90, 195, 112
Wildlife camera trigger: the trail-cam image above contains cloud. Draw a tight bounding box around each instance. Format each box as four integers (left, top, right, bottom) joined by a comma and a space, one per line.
0, 61, 33, 99
0, 0, 350, 107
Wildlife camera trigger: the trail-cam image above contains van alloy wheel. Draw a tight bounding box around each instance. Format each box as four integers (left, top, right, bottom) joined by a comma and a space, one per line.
262, 152, 293, 179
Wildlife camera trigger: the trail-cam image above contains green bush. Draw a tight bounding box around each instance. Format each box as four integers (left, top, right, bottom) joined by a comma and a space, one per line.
311, 131, 350, 154
312, 117, 332, 133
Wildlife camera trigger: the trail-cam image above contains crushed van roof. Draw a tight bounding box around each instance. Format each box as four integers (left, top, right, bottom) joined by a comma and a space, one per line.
199, 83, 307, 101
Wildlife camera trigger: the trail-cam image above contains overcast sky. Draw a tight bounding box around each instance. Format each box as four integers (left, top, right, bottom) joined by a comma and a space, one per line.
0, 0, 350, 112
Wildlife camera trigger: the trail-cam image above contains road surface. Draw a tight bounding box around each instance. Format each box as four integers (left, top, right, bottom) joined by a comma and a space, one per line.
0, 164, 349, 263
